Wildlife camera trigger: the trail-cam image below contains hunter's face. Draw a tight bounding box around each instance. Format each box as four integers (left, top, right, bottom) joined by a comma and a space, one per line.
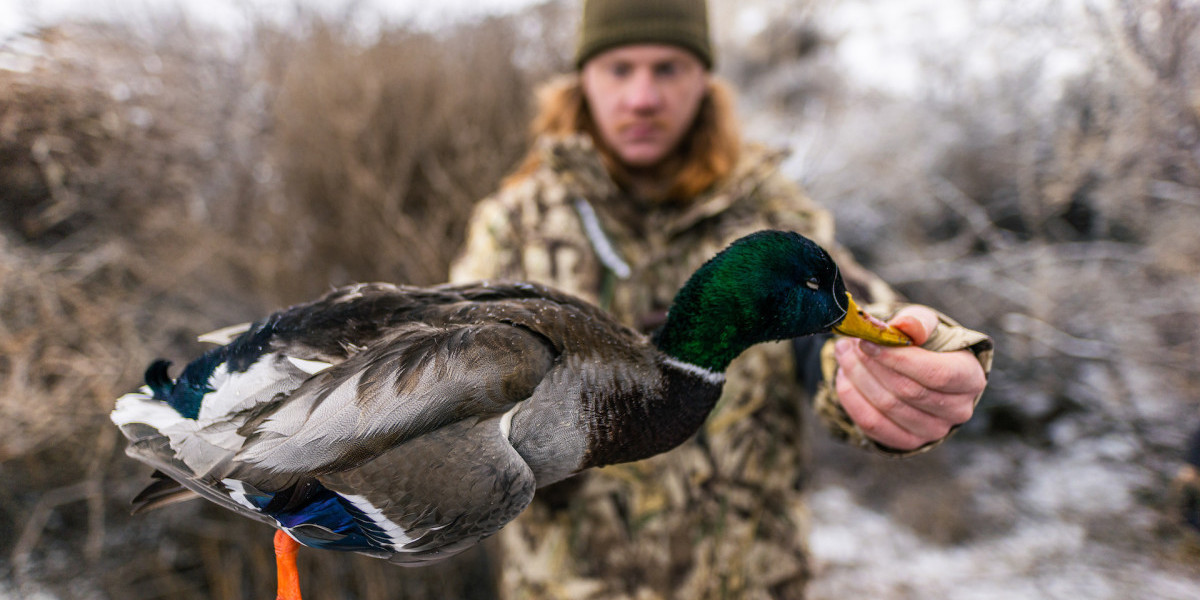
581, 44, 709, 170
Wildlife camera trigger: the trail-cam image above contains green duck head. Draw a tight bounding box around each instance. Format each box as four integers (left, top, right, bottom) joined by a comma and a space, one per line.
654, 230, 910, 373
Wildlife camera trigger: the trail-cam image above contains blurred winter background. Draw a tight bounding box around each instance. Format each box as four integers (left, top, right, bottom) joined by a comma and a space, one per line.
1, 0, 1198, 598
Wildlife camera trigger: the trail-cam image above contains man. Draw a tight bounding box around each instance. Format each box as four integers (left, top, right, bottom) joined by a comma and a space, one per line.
451, 0, 993, 596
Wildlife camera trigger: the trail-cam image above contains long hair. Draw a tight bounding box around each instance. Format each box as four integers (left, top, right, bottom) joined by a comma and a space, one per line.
504, 74, 741, 203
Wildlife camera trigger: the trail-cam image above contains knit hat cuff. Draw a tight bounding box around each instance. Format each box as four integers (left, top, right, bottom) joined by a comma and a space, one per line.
575, 20, 713, 69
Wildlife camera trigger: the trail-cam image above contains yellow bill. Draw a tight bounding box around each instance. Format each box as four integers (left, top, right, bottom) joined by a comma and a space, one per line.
832, 293, 912, 346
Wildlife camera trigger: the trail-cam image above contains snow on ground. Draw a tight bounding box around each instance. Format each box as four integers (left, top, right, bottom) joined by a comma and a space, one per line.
805, 441, 1200, 600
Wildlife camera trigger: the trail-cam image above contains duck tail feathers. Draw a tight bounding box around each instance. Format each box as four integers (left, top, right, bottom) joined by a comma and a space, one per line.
145, 359, 174, 400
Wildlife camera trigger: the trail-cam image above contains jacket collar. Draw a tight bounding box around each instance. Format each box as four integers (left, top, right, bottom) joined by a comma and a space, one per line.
539, 135, 790, 241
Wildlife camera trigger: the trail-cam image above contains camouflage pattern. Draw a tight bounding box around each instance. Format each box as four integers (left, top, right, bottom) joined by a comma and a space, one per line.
450, 134, 992, 599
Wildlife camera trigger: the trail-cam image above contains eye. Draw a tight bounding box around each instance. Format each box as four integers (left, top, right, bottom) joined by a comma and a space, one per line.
805, 277, 820, 291
653, 61, 678, 78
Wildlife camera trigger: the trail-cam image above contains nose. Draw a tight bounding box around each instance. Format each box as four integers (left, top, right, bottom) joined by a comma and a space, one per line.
625, 69, 662, 113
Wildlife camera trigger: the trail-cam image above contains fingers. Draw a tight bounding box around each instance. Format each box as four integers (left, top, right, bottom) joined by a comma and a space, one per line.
837, 339, 981, 419
856, 340, 987, 397
872, 306, 987, 395
836, 373, 937, 451
835, 341, 960, 449
834, 337, 981, 450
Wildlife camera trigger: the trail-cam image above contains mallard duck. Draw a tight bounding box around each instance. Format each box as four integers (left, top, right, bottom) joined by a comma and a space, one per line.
111, 230, 909, 599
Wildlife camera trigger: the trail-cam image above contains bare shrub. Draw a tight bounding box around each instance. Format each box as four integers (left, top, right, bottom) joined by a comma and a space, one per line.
245, 15, 541, 297
0, 20, 266, 460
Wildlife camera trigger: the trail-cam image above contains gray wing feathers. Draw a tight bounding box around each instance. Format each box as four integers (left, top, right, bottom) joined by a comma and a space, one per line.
121, 423, 279, 528
319, 415, 536, 565
227, 323, 555, 486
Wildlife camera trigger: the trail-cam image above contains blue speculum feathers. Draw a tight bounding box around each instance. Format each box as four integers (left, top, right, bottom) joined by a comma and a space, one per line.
233, 482, 381, 551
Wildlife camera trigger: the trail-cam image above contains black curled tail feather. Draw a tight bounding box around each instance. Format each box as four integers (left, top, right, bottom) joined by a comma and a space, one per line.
145, 360, 174, 401
131, 470, 195, 515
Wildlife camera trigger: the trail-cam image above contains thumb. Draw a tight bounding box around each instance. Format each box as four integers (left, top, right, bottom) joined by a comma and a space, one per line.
888, 305, 940, 346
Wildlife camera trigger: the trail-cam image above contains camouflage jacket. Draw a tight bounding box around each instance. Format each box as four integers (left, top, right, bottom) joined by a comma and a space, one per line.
450, 135, 993, 599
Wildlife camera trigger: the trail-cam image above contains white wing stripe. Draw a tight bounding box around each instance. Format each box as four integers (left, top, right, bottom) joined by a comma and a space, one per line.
221, 479, 261, 511
339, 493, 418, 552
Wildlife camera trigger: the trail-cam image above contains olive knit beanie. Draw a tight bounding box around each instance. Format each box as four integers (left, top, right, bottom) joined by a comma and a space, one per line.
575, 0, 713, 69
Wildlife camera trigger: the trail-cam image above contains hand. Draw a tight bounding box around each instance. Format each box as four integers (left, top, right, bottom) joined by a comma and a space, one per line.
833, 306, 986, 451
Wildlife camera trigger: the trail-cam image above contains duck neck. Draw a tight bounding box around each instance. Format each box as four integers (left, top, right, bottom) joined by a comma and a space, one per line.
653, 259, 775, 374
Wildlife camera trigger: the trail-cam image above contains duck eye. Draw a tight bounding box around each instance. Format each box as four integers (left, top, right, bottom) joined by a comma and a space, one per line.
805, 277, 820, 291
